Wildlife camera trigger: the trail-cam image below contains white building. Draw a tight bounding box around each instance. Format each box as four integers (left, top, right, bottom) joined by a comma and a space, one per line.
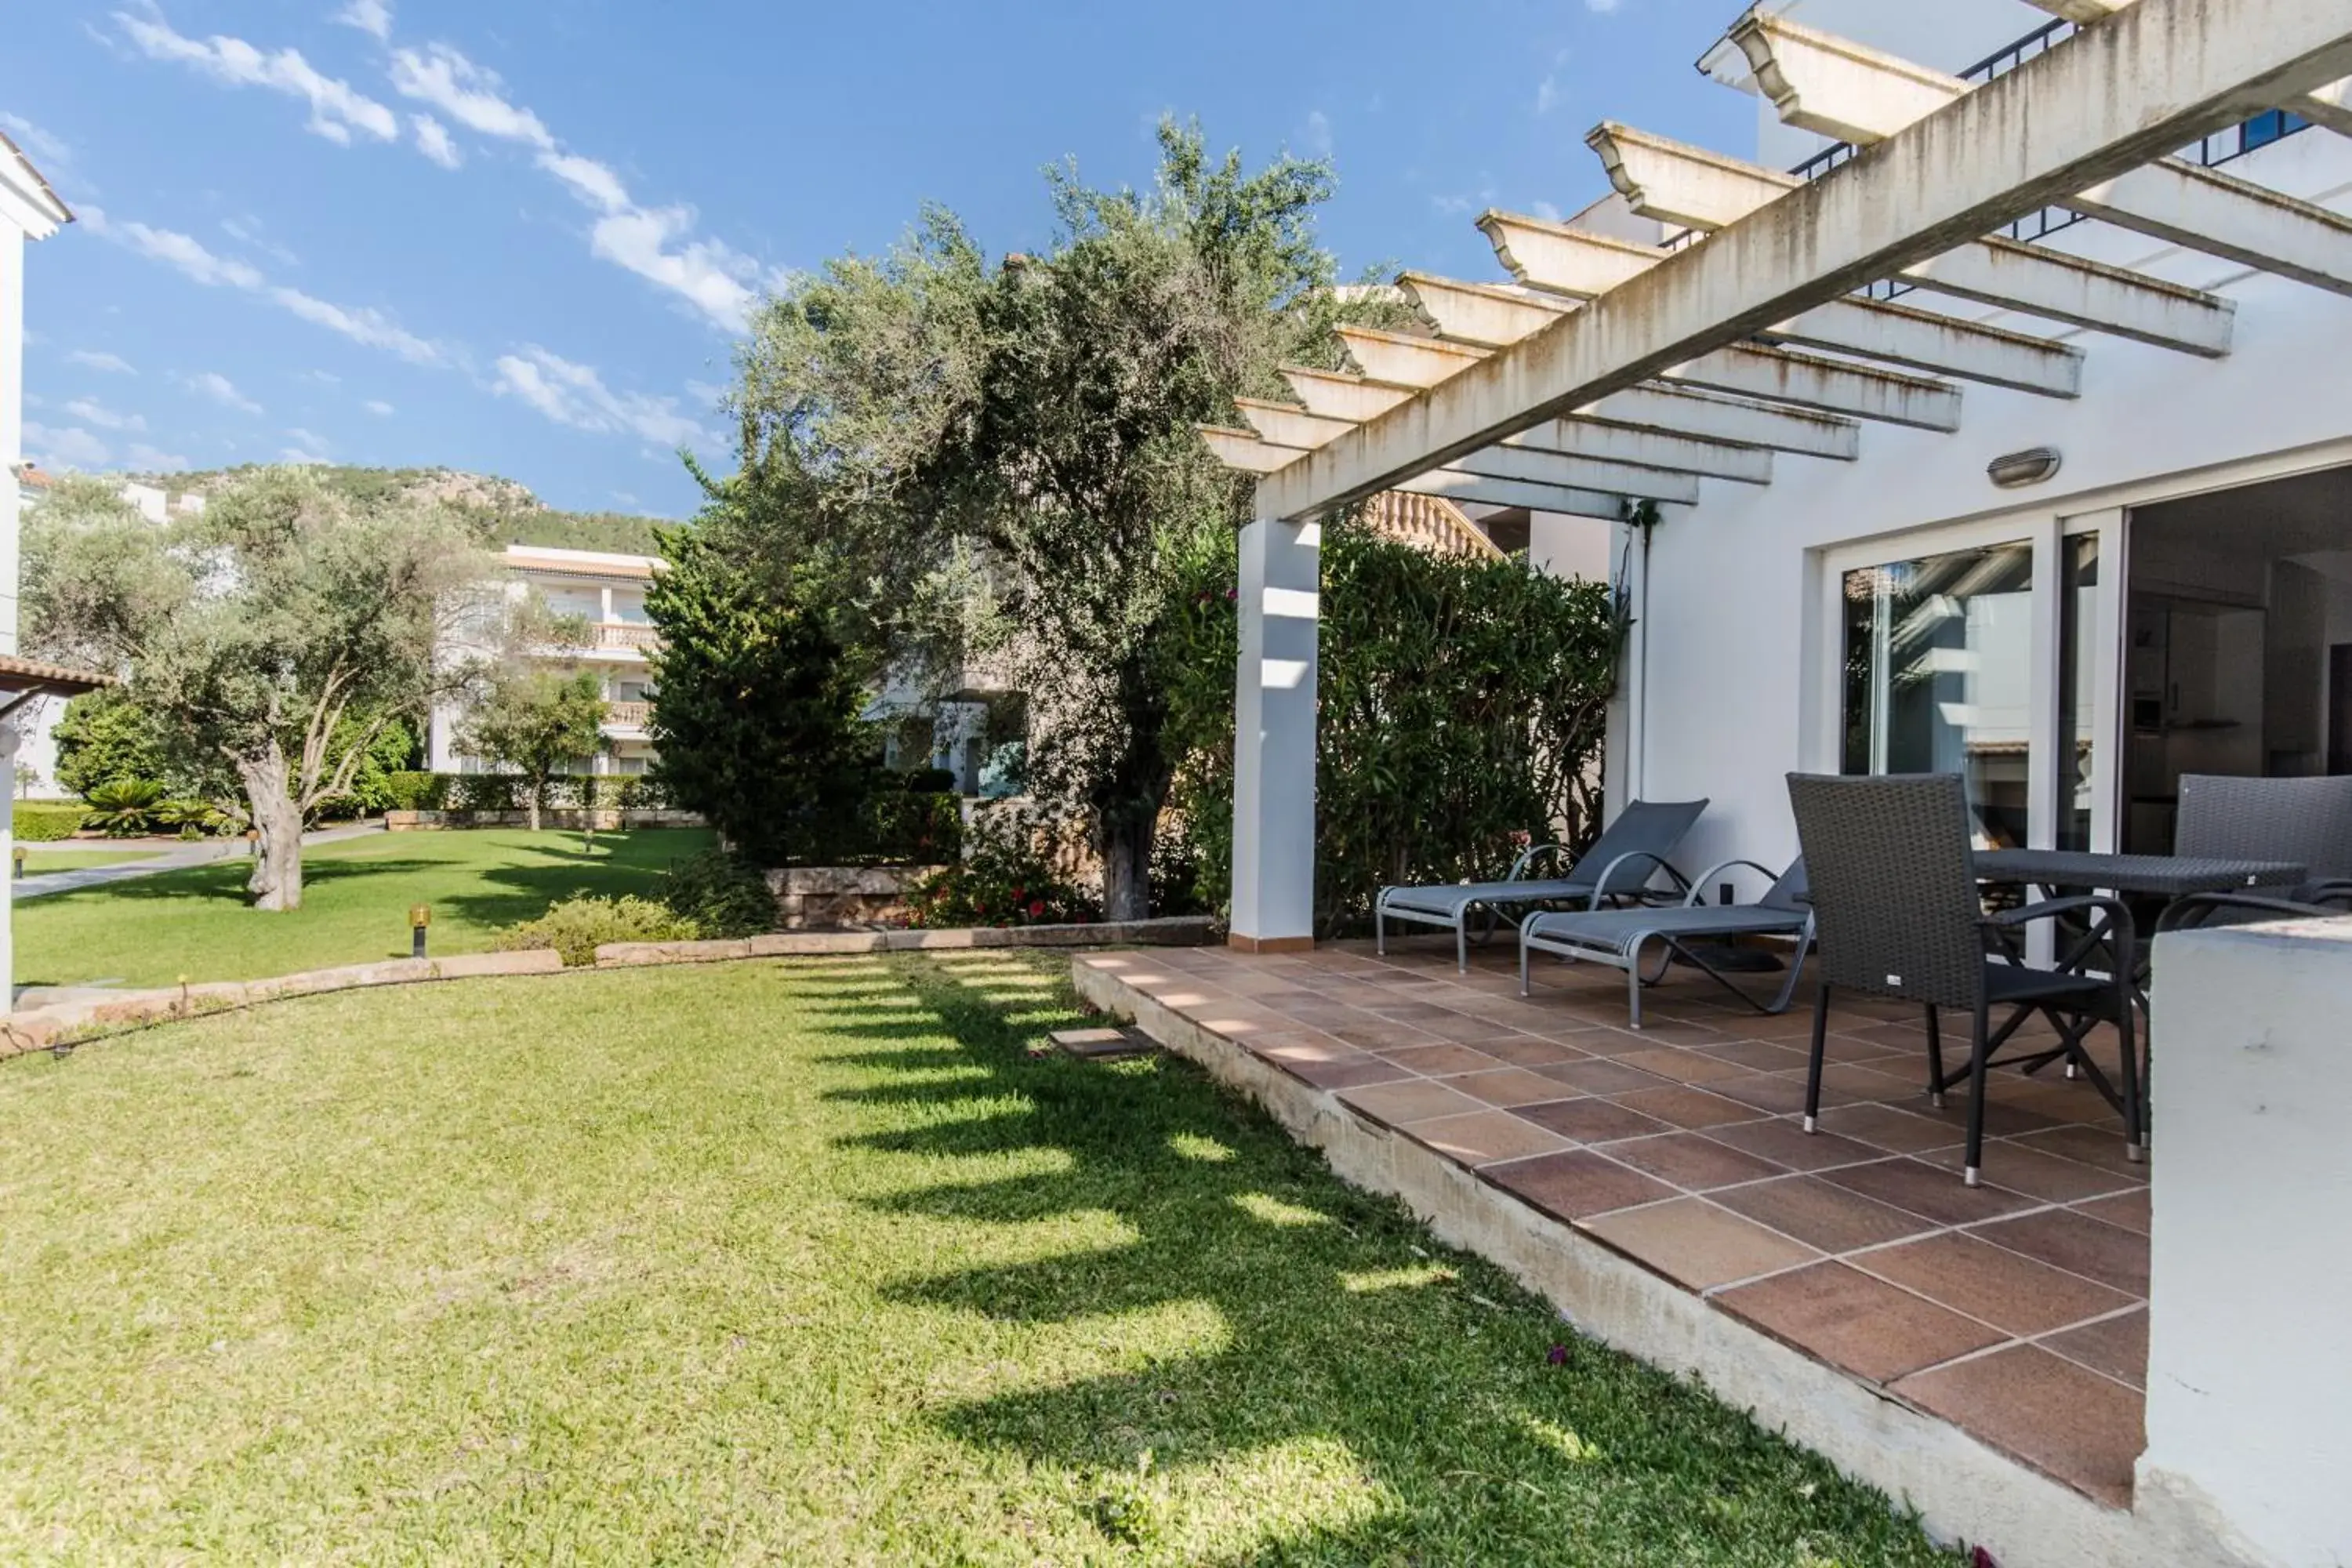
428, 543, 662, 779
1203, 2, 2352, 1561
0, 130, 105, 988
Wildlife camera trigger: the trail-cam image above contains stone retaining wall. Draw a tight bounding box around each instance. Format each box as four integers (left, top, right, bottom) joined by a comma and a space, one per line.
594, 916, 1214, 967
763, 865, 945, 929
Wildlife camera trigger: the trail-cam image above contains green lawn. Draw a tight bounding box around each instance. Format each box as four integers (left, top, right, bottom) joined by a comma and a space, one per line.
15, 827, 713, 989
0, 955, 1955, 1565
16, 847, 165, 874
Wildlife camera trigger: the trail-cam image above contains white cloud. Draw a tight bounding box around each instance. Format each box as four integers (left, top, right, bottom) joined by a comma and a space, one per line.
63, 397, 146, 433
126, 443, 192, 470
0, 111, 74, 171
270, 286, 441, 365
390, 40, 765, 330
539, 152, 630, 213
283, 427, 333, 462
187, 371, 264, 416
83, 208, 443, 366
81, 206, 266, 289
588, 205, 760, 332
67, 349, 136, 374
335, 0, 393, 42
220, 216, 299, 267
1535, 49, 1572, 115
492, 347, 713, 448
115, 11, 398, 145
387, 44, 553, 148
364, 399, 394, 416
23, 422, 110, 469
1530, 199, 1565, 223
1302, 110, 1332, 158
410, 114, 460, 170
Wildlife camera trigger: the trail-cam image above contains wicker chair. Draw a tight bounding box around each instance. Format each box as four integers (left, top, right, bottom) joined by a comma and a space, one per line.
2176, 773, 2352, 904
1786, 773, 2142, 1187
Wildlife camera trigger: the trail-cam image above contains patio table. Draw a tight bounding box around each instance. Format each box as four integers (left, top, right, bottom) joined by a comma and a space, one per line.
1973, 849, 2305, 899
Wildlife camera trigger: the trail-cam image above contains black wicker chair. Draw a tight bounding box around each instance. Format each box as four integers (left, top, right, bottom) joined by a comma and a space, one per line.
2176, 772, 2352, 906
1786, 773, 2142, 1187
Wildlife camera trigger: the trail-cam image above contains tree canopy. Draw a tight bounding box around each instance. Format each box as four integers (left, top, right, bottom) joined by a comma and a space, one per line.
22, 469, 492, 908
459, 669, 608, 830
717, 120, 1404, 916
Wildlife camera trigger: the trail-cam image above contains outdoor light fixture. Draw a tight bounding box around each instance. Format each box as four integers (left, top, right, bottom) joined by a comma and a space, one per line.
1987, 446, 2062, 488
410, 904, 430, 960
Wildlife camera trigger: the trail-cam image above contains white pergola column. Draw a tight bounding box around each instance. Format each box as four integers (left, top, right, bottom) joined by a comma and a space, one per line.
1229, 517, 1319, 952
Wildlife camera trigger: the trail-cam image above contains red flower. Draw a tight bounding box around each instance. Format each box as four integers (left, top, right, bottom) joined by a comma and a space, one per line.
1028, 899, 1046, 918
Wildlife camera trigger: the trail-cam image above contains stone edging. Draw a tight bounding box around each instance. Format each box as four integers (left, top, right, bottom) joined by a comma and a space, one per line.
591, 916, 1214, 967
0, 916, 1217, 1059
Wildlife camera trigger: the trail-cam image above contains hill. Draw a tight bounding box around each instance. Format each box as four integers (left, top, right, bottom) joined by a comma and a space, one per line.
132, 464, 679, 556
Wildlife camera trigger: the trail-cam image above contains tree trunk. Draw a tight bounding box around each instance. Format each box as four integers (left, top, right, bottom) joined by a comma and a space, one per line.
526, 775, 543, 832
1098, 809, 1155, 924
236, 746, 306, 912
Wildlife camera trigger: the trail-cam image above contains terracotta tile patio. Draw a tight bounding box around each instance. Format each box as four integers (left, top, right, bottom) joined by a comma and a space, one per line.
1077, 935, 2152, 1509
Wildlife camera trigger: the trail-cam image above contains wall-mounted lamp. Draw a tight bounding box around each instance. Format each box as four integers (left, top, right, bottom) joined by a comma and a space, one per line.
1987, 446, 2063, 488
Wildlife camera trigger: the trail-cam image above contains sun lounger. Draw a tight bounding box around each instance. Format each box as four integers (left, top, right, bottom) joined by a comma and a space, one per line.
1518, 858, 1813, 1028
1374, 799, 1708, 973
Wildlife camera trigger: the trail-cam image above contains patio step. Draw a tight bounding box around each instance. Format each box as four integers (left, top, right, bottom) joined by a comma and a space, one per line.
1044, 1025, 1161, 1060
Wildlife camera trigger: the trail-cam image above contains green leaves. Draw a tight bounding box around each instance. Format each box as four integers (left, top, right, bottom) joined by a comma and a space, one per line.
1165, 522, 1618, 933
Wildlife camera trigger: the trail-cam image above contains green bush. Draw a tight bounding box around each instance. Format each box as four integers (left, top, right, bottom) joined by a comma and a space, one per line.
1163, 517, 1619, 934
446, 774, 524, 813
13, 801, 86, 842
661, 849, 776, 938
83, 779, 167, 837
907, 804, 1094, 928
52, 690, 170, 799
490, 895, 700, 967
381, 771, 447, 811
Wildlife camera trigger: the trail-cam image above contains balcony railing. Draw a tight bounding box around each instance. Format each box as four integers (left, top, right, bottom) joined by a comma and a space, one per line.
591, 622, 659, 652
604, 700, 652, 729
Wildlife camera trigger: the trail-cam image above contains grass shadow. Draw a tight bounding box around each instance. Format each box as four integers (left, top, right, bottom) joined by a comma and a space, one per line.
817, 953, 1962, 1566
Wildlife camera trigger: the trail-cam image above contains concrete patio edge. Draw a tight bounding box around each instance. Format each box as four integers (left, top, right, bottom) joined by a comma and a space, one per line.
1072, 954, 2247, 1568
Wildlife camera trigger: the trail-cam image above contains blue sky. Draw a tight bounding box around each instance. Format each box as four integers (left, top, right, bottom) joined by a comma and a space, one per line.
10, 0, 1754, 519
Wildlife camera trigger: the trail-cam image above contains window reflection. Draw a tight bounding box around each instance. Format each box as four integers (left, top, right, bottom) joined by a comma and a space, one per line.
1842, 542, 2036, 847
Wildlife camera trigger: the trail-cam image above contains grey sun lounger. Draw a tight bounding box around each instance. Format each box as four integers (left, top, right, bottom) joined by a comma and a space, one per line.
1375, 798, 1708, 973
1518, 857, 1813, 1029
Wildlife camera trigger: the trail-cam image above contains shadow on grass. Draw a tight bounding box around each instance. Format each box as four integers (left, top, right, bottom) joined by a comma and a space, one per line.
820, 954, 1960, 1567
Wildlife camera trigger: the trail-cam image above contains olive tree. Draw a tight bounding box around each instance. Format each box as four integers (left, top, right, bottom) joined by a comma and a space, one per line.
459, 668, 608, 830
726, 122, 1399, 919
23, 470, 492, 909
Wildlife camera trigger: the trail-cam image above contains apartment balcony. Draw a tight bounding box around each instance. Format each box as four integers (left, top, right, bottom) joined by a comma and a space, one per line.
590, 622, 659, 655
603, 699, 652, 733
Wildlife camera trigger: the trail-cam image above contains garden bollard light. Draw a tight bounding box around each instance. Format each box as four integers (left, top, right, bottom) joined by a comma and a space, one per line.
410, 904, 430, 960
11, 845, 22, 880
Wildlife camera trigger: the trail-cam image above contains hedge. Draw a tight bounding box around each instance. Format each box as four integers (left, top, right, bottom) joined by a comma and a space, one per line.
379, 772, 675, 813
13, 802, 88, 843
1163, 516, 1619, 934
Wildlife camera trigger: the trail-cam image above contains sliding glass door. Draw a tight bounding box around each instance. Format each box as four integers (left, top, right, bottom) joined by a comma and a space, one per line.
1838, 540, 2037, 847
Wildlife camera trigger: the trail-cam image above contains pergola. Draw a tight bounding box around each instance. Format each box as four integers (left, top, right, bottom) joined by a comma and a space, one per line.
1200, 0, 2352, 951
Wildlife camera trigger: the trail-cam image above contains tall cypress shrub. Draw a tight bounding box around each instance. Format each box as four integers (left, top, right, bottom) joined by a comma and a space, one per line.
644, 528, 869, 866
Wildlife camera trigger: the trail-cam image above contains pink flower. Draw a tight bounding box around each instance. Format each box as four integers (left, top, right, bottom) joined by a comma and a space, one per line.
1028, 899, 1046, 918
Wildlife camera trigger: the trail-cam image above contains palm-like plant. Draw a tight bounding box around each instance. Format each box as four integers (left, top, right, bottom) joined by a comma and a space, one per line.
82, 779, 166, 837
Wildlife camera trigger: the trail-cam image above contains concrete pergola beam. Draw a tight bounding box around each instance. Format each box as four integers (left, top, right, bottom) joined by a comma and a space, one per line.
1576, 383, 1860, 460
1588, 126, 2237, 358
2016, 0, 2352, 133
1202, 425, 1635, 518
1278, 366, 1415, 423
1243, 391, 1711, 499
1251, 0, 2352, 520
1468, 222, 2082, 395
1515, 417, 1773, 483
1721, 8, 2352, 298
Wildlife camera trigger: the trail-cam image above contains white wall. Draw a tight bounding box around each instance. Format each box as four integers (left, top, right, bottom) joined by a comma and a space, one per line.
1633, 127, 2352, 876
2142, 916, 2352, 1566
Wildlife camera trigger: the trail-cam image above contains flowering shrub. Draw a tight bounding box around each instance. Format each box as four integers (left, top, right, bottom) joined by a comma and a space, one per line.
906, 804, 1096, 928
491, 895, 699, 966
